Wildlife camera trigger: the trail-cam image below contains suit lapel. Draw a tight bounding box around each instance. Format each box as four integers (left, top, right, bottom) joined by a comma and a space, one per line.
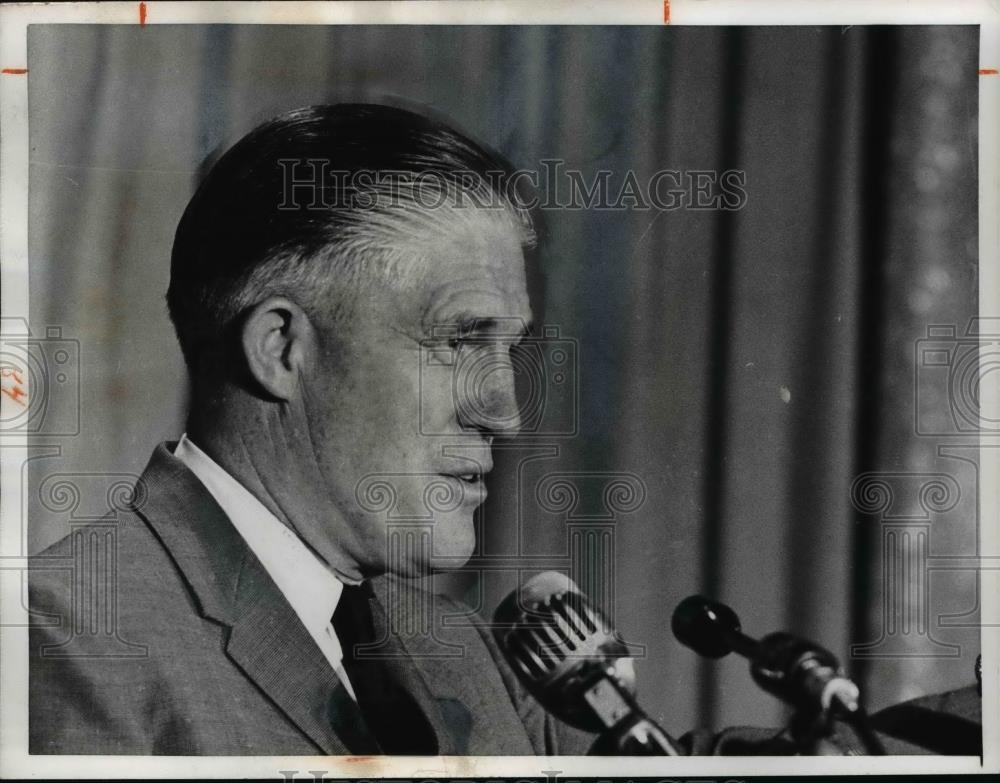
365, 575, 535, 755
364, 576, 535, 756
134, 443, 353, 754
223, 553, 368, 754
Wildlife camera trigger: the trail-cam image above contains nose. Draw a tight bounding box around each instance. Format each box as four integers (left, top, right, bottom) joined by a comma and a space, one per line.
455, 344, 523, 437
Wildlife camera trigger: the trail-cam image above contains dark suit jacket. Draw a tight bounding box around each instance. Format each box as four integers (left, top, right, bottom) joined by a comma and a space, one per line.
29, 443, 594, 755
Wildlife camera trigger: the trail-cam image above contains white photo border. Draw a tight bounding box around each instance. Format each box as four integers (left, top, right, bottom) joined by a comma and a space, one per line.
1, 1, 997, 778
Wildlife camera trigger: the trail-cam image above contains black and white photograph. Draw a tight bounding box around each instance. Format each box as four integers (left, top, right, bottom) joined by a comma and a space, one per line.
0, 1, 996, 778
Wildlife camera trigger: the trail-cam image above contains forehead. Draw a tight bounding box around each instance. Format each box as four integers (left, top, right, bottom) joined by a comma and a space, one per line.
408, 215, 532, 327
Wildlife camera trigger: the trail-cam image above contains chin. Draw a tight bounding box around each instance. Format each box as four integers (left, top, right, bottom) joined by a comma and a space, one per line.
363, 485, 480, 575
427, 512, 477, 570
370, 516, 477, 577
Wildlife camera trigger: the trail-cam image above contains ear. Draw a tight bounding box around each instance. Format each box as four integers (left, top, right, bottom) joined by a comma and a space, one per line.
239, 296, 314, 400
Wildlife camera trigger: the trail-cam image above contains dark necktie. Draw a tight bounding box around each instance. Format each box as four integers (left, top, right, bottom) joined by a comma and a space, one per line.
332, 582, 439, 755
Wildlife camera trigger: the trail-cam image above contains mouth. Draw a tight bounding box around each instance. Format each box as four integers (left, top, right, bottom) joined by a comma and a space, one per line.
442, 472, 486, 486
438, 458, 493, 498
437, 472, 488, 506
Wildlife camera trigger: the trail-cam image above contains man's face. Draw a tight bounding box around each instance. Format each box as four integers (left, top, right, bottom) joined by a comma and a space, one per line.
299, 214, 531, 578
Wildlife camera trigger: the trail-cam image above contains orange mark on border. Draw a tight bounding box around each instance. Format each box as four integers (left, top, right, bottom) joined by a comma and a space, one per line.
980, 68, 999, 75
663, 0, 670, 24
1, 68, 28, 75
139, 2, 147, 26
1, 366, 27, 407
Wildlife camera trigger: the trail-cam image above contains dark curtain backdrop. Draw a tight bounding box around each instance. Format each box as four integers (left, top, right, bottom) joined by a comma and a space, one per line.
28, 25, 979, 734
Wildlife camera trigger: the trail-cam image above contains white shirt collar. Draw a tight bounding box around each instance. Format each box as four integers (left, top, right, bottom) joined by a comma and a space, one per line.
172, 434, 345, 643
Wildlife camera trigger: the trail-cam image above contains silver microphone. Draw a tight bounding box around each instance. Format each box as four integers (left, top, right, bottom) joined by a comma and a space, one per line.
492, 571, 681, 755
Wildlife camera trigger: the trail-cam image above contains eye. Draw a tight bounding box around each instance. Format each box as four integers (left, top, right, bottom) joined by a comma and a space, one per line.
448, 332, 487, 352
449, 338, 484, 358
445, 333, 521, 354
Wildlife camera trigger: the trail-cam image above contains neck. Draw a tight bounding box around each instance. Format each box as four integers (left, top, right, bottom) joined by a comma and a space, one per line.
185, 387, 366, 583
187, 413, 287, 527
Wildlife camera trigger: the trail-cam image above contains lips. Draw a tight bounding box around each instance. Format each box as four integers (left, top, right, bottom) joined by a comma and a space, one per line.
439, 458, 493, 483
435, 473, 489, 506
440, 470, 488, 485
438, 462, 492, 501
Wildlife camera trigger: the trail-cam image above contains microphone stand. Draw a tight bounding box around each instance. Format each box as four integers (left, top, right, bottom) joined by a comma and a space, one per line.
822, 694, 887, 756
581, 665, 684, 756
673, 599, 886, 755
722, 626, 856, 754
749, 633, 887, 756
783, 692, 884, 755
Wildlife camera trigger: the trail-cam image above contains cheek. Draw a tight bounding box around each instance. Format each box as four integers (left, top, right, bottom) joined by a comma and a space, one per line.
332, 347, 423, 425
418, 357, 461, 425
320, 349, 439, 473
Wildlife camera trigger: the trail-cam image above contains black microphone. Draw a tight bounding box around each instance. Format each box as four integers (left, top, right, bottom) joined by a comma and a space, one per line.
672, 595, 885, 754
672, 595, 861, 713
493, 572, 682, 755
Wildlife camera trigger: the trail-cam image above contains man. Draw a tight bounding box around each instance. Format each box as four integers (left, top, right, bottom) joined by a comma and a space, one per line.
29, 103, 593, 755
28, 104, 979, 757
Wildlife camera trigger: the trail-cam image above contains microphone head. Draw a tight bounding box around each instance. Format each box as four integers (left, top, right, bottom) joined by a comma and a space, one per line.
671, 595, 741, 659
497, 571, 578, 615
492, 572, 633, 732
